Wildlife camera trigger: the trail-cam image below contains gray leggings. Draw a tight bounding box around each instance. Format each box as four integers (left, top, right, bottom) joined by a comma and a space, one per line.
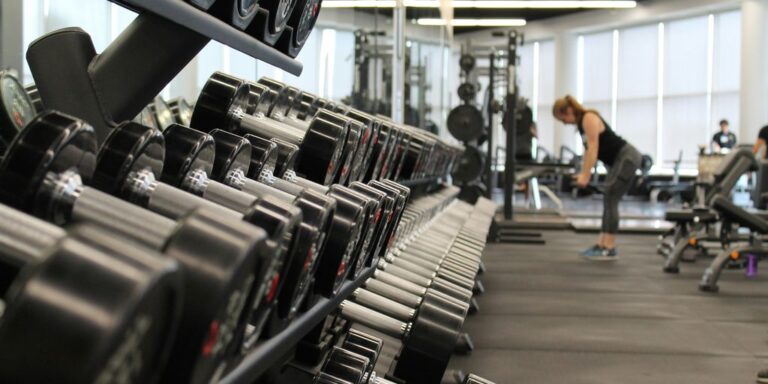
602, 145, 642, 234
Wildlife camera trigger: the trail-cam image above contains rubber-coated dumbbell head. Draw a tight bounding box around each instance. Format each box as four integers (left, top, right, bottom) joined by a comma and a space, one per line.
92, 121, 164, 202
243, 134, 279, 177
159, 124, 215, 189
190, 72, 250, 133
270, 137, 299, 178
275, 0, 322, 57
0, 111, 96, 222
209, 128, 252, 183
0, 209, 182, 384
206, 0, 261, 30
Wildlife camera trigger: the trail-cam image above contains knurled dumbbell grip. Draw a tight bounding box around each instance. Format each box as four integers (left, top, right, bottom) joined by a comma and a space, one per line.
352, 288, 415, 321
339, 300, 409, 339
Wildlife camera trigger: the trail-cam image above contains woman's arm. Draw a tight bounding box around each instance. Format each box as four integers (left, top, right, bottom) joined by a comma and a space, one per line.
575, 113, 602, 186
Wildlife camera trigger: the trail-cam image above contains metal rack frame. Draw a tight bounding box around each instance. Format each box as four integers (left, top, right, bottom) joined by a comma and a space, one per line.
220, 267, 376, 384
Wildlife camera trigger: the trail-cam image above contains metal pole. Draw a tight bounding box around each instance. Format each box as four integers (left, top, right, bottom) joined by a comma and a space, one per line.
391, 0, 406, 124
504, 31, 519, 220
487, 51, 495, 198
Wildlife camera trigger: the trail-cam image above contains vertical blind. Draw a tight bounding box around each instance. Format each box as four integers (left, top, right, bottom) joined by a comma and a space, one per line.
574, 10, 742, 169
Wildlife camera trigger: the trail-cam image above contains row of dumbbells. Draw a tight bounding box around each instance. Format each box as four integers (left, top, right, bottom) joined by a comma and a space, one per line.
339, 196, 496, 384
0, 68, 464, 384
309, 191, 496, 384
116, 0, 322, 58
313, 329, 495, 384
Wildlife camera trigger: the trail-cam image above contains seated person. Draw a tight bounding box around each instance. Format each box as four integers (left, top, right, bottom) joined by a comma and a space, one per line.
712, 119, 737, 152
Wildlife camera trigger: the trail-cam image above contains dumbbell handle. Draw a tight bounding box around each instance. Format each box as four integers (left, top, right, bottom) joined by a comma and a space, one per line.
240, 113, 305, 146
364, 278, 422, 308
339, 300, 410, 339
73, 187, 177, 250
128, 168, 244, 222
0, 204, 65, 267
352, 288, 415, 321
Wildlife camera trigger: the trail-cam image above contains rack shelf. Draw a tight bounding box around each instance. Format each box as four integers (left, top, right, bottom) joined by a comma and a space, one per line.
112, 0, 303, 75
219, 267, 375, 384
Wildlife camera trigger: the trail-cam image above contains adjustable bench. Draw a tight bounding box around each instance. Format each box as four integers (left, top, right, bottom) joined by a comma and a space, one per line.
661, 148, 758, 274
699, 196, 768, 292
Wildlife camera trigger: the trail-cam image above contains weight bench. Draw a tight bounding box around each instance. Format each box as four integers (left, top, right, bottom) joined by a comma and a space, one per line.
661, 208, 720, 273
661, 148, 758, 273
699, 196, 768, 292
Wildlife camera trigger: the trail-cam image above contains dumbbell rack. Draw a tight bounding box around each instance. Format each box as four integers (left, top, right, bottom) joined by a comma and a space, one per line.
220, 268, 376, 383
112, 0, 302, 74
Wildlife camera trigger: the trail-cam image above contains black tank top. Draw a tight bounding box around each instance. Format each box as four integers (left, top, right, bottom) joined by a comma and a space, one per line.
577, 112, 627, 166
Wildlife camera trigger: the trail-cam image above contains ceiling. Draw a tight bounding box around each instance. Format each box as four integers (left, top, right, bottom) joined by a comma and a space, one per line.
360, 1, 646, 34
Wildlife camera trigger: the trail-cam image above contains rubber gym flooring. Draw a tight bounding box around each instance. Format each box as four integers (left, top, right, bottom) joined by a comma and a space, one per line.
448, 229, 768, 383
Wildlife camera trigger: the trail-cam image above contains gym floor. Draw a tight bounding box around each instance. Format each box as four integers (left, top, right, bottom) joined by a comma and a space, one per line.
448, 215, 768, 383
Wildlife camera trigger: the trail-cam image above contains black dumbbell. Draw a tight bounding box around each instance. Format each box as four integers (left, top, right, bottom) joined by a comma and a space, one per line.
0, 112, 267, 383
199, 127, 365, 298
338, 296, 464, 384
260, 84, 380, 184
318, 345, 397, 384
275, 0, 322, 57
93, 121, 304, 348
253, 79, 375, 185
0, 205, 182, 384
205, 128, 338, 332
206, 0, 261, 30
259, 86, 365, 185
192, 72, 347, 186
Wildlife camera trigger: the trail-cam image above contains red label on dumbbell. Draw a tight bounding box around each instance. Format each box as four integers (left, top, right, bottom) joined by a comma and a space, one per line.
201, 321, 220, 357
266, 273, 281, 303
337, 261, 346, 277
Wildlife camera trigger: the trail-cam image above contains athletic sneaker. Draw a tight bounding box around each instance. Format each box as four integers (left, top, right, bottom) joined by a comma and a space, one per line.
757, 368, 768, 383
579, 246, 619, 261
578, 245, 602, 256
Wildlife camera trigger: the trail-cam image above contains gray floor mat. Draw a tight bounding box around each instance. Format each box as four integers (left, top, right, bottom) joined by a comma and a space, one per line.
446, 229, 768, 383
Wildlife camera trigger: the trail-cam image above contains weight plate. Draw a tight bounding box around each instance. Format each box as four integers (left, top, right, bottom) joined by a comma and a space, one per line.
447, 104, 484, 142
452, 146, 485, 183
457, 83, 476, 102
459, 54, 476, 72
0, 72, 36, 155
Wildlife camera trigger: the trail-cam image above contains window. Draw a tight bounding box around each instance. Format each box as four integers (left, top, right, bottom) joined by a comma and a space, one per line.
581, 31, 614, 125
537, 40, 556, 154
616, 24, 658, 162
711, 11, 741, 145
572, 11, 741, 170
662, 16, 709, 166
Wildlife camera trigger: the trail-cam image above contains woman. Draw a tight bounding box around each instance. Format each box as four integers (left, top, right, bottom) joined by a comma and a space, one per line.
552, 95, 642, 260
